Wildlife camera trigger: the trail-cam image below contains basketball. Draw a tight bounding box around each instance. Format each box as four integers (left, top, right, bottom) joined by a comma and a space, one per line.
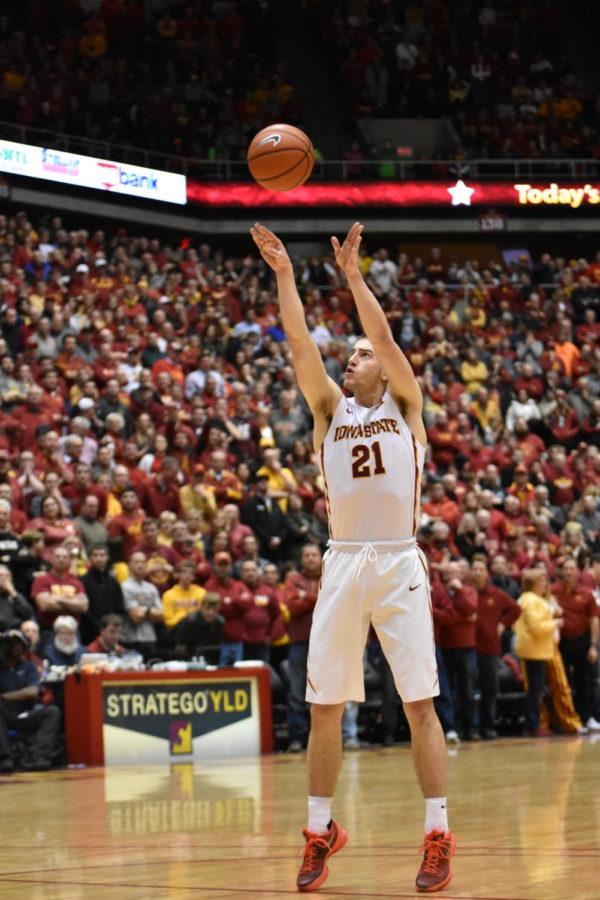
247, 124, 314, 192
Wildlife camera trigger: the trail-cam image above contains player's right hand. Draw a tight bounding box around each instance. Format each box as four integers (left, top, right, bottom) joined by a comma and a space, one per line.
250, 223, 293, 275
331, 221, 363, 277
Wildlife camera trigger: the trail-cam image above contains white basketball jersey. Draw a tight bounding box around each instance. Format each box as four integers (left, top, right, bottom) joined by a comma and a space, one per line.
319, 392, 425, 541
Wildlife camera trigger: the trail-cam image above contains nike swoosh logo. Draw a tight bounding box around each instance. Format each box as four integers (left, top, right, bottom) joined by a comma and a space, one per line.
409, 584, 421, 592
258, 133, 281, 147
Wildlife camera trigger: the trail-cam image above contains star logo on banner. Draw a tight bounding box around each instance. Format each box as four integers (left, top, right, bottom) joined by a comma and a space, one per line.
447, 179, 475, 206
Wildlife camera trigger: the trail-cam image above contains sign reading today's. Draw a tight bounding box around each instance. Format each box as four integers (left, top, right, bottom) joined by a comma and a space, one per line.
0, 139, 187, 205
185, 178, 600, 210
102, 678, 259, 764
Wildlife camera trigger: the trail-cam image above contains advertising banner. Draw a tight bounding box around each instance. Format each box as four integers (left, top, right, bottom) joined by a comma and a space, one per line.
186, 178, 600, 210
102, 677, 259, 764
0, 139, 187, 204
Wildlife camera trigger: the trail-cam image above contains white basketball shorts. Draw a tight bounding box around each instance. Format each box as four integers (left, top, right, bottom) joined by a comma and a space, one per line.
306, 539, 439, 705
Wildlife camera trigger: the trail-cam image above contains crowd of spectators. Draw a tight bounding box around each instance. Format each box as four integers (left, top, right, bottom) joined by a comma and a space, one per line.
3, 1, 600, 173
0, 206, 599, 770
0, 0, 299, 168
304, 0, 600, 164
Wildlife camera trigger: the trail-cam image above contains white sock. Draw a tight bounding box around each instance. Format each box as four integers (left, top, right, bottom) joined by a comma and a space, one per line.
425, 797, 448, 834
307, 796, 333, 834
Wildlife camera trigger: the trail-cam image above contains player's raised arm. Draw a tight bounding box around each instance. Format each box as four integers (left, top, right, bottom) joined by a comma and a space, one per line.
331, 222, 426, 444
250, 223, 341, 419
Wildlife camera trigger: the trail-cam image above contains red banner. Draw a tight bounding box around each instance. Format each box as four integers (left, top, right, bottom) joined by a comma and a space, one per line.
186, 179, 600, 210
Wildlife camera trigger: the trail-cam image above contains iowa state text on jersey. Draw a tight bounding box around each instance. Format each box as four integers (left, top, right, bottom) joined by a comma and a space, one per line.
333, 418, 401, 441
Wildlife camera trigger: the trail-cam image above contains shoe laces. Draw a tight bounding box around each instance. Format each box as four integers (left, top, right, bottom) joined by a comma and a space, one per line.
299, 834, 330, 874
419, 833, 451, 875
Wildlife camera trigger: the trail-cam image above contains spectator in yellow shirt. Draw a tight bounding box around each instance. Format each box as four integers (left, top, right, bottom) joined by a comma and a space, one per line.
256, 447, 297, 512
161, 562, 206, 630
469, 387, 500, 432
179, 464, 217, 530
460, 348, 489, 394
515, 567, 583, 735
157, 510, 176, 547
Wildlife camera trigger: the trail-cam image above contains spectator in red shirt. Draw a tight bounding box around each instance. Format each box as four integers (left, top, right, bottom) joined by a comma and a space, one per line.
513, 363, 544, 401
204, 552, 245, 668
283, 543, 321, 751
222, 503, 253, 559
86, 613, 126, 655
13, 385, 55, 450
31, 544, 88, 633
553, 558, 600, 729
422, 481, 461, 530
239, 559, 284, 662
169, 519, 206, 572
61, 462, 107, 519
55, 334, 86, 385
204, 551, 242, 597
470, 556, 521, 738
463, 433, 495, 474
203, 449, 243, 507
106, 486, 146, 562
427, 410, 460, 469
514, 419, 546, 464
28, 495, 78, 560
547, 455, 578, 508
34, 428, 72, 480
432, 561, 479, 740
218, 559, 284, 665
120, 441, 149, 491
545, 393, 581, 450
501, 495, 529, 543
421, 520, 460, 572
142, 457, 183, 518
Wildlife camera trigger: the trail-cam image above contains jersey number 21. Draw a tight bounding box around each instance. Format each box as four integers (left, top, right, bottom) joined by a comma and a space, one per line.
351, 441, 386, 479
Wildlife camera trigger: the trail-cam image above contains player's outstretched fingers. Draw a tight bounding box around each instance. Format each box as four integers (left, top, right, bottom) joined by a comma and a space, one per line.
253, 222, 279, 244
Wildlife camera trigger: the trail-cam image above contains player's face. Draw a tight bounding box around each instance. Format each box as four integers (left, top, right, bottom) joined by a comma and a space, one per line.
343, 340, 384, 391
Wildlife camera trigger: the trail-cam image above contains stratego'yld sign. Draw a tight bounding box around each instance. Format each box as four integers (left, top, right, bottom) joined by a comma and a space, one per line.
101, 678, 259, 764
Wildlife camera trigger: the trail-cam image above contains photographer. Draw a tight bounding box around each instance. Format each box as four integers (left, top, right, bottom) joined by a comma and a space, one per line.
0, 630, 61, 772
0, 566, 34, 631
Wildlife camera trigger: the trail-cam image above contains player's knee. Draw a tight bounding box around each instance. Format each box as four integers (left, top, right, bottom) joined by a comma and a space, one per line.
404, 697, 436, 728
310, 702, 345, 726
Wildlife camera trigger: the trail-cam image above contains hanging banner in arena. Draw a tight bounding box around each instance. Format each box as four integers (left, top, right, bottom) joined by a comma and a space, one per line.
102, 677, 259, 764
186, 179, 600, 210
0, 139, 187, 204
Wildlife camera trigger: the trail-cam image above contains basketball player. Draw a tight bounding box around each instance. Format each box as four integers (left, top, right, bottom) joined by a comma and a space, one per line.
250, 222, 455, 894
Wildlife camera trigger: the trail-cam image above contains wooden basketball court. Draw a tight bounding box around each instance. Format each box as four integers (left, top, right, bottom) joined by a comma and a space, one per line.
0, 735, 598, 899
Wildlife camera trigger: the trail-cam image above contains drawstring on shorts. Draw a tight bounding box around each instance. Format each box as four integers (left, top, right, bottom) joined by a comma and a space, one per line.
327, 537, 417, 582
352, 543, 378, 581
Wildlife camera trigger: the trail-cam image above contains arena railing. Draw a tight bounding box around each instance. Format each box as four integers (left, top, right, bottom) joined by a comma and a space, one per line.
0, 121, 598, 183
309, 282, 561, 298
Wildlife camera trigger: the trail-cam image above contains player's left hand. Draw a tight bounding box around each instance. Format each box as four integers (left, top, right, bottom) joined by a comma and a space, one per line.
331, 222, 363, 277
588, 645, 599, 664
